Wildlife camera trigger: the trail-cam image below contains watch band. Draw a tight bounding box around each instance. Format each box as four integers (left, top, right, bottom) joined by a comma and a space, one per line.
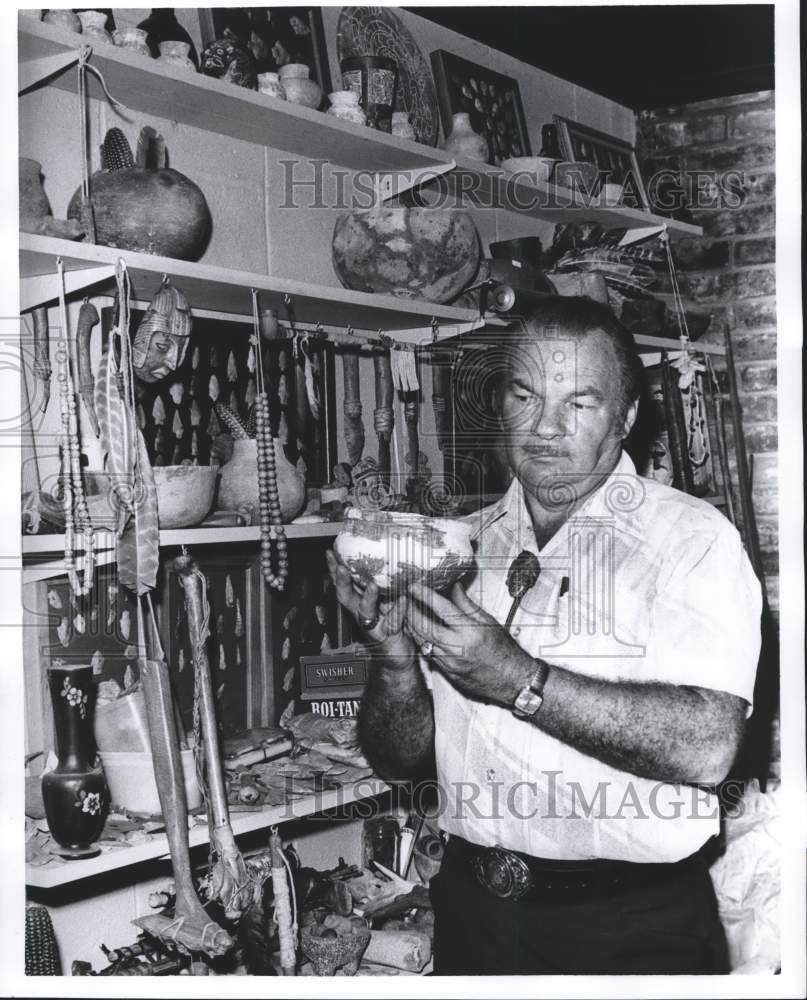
512, 660, 551, 719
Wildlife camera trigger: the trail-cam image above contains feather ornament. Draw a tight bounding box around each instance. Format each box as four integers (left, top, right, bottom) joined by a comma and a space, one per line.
95, 342, 137, 535
117, 429, 160, 596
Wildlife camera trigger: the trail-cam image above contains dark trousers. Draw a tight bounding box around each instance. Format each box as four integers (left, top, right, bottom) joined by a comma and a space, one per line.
430, 839, 729, 975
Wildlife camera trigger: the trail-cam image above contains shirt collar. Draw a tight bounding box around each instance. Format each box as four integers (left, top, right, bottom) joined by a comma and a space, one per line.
476, 450, 639, 548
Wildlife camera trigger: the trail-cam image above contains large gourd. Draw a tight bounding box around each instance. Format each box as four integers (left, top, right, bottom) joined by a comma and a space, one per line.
68, 126, 211, 261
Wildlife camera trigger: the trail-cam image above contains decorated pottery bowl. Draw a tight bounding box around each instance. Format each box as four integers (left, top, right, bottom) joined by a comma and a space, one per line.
332, 207, 481, 304
300, 924, 370, 976
333, 510, 475, 597
153, 465, 217, 528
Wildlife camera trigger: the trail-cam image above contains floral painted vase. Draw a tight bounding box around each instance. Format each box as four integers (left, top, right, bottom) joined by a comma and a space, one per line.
441, 112, 489, 163
326, 90, 366, 125
41, 664, 108, 859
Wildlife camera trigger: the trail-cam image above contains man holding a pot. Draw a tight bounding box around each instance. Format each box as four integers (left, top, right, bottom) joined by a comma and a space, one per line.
326, 296, 761, 975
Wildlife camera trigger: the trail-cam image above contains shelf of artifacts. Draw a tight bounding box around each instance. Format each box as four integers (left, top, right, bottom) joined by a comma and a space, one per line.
21, 522, 342, 582
26, 777, 390, 889
19, 17, 702, 241
20, 233, 479, 337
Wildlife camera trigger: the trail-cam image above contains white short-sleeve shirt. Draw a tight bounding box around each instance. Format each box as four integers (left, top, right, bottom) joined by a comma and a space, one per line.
427, 452, 762, 862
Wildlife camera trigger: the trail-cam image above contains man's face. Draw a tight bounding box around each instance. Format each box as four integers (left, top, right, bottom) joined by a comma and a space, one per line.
133, 328, 188, 383
498, 330, 637, 511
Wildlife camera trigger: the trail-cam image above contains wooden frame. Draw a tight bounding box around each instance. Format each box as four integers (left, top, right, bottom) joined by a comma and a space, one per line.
430, 49, 531, 164
198, 7, 332, 94
553, 114, 650, 210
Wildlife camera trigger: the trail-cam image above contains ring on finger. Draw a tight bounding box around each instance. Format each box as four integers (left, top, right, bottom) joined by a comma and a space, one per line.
420, 640, 434, 657
358, 612, 381, 631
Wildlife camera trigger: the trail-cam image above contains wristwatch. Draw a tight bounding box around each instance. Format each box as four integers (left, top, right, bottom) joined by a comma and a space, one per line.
512, 661, 551, 719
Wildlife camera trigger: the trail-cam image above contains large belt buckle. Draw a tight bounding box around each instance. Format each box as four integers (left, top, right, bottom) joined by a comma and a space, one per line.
473, 845, 533, 901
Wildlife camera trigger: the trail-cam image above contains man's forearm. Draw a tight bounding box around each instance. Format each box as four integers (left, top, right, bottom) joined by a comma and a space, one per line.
528, 663, 746, 785
358, 662, 435, 781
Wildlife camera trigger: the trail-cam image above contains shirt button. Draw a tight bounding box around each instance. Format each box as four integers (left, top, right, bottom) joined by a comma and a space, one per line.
512, 626, 521, 637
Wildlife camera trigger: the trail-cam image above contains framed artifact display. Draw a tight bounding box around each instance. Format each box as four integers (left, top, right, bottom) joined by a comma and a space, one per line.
553, 114, 650, 209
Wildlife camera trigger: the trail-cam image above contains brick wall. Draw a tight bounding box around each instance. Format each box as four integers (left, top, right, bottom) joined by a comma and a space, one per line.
638, 91, 778, 616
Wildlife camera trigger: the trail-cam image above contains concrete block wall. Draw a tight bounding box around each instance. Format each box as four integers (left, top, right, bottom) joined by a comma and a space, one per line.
638, 91, 778, 616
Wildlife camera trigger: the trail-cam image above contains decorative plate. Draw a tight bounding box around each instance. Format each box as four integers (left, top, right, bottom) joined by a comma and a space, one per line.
336, 6, 440, 146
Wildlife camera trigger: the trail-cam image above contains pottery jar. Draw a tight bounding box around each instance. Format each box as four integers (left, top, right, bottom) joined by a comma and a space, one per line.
279, 63, 323, 109
77, 10, 112, 44
442, 112, 489, 163
217, 438, 305, 523
201, 29, 256, 89
43, 9, 81, 33
158, 40, 196, 72
257, 72, 286, 99
113, 27, 151, 57
41, 664, 108, 859
326, 90, 366, 125
391, 111, 416, 141
19, 158, 51, 231
137, 8, 199, 66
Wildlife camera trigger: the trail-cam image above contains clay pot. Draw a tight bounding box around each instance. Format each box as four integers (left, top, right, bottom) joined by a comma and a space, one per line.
332, 207, 481, 304
137, 8, 199, 67
43, 9, 81, 33
217, 438, 305, 523
279, 63, 323, 109
442, 112, 488, 163
67, 130, 211, 260
257, 72, 286, 99
326, 90, 365, 125
333, 510, 475, 597
153, 465, 217, 528
391, 111, 416, 141
157, 40, 196, 73
19, 158, 51, 231
77, 11, 111, 44
41, 664, 108, 859
112, 27, 151, 57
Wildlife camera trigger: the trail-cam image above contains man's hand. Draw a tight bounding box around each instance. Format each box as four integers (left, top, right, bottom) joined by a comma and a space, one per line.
325, 550, 416, 672
407, 581, 533, 706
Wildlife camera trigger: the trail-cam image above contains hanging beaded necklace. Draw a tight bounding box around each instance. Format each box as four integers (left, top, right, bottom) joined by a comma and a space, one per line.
251, 290, 288, 591
56, 258, 95, 596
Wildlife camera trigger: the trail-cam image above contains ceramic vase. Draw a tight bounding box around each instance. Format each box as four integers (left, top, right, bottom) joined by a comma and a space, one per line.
340, 54, 398, 133
442, 112, 489, 163
137, 8, 199, 67
41, 664, 108, 859
257, 72, 286, 99
43, 9, 81, 33
113, 27, 151, 57
77, 10, 111, 44
279, 64, 323, 109
158, 40, 196, 73
391, 111, 416, 141
327, 90, 366, 125
217, 438, 305, 523
19, 158, 51, 231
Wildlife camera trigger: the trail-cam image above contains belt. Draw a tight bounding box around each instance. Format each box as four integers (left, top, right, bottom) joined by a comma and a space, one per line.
447, 835, 706, 902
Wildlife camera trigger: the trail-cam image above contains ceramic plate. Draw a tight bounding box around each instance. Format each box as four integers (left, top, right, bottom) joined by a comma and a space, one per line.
336, 6, 440, 146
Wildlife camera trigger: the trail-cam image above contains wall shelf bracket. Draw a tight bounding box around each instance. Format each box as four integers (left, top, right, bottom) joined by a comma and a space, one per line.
374, 159, 456, 202
19, 47, 79, 95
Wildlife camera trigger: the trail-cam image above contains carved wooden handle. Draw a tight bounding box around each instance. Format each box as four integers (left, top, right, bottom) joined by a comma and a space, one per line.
340, 350, 364, 466
374, 351, 393, 481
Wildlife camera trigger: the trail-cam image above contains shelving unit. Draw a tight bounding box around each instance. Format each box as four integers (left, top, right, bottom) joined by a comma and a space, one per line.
19, 17, 702, 245
27, 778, 389, 889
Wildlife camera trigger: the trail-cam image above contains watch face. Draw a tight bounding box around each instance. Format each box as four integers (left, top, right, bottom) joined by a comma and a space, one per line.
514, 689, 543, 717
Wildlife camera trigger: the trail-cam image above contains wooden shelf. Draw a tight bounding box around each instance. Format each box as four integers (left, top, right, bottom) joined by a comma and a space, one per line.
429, 156, 702, 241
20, 234, 477, 332
19, 18, 449, 174
19, 19, 702, 243
26, 778, 389, 889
